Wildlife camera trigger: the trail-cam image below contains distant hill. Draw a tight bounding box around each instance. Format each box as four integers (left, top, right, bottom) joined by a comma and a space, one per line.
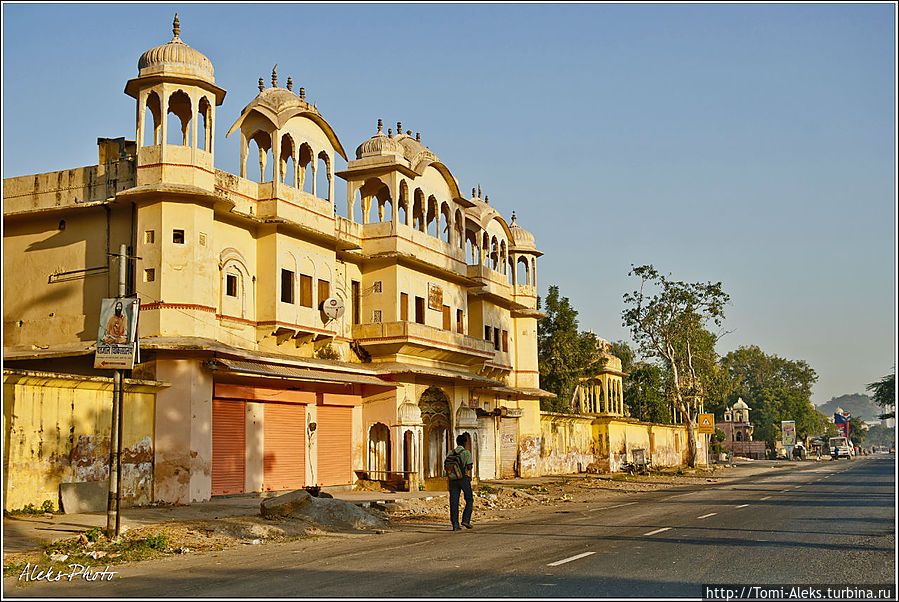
816, 393, 880, 422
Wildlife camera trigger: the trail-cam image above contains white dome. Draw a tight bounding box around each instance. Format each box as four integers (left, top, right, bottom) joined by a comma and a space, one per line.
397, 401, 422, 425
455, 406, 478, 428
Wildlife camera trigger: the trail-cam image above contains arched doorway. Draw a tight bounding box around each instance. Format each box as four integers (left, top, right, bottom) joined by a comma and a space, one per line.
368, 423, 390, 473
419, 386, 451, 478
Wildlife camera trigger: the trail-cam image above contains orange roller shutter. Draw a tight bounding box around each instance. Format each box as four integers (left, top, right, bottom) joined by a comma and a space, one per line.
212, 399, 246, 496
263, 402, 306, 492
316, 405, 354, 486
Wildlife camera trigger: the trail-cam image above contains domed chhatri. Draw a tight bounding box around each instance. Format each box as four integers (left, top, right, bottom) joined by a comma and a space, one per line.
508, 211, 537, 252
137, 14, 215, 83
355, 120, 404, 159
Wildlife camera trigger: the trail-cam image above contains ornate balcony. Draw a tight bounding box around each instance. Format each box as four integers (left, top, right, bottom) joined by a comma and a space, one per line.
352, 321, 494, 365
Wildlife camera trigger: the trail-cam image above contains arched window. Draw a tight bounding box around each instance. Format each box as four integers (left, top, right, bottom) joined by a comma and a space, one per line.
426, 196, 439, 238
166, 90, 192, 146
455, 210, 465, 249
143, 91, 161, 146
517, 256, 530, 286
198, 97, 211, 151
280, 134, 295, 186
500, 241, 507, 274
440, 203, 452, 244
490, 237, 499, 270
298, 143, 314, 194
248, 131, 272, 183
316, 152, 331, 201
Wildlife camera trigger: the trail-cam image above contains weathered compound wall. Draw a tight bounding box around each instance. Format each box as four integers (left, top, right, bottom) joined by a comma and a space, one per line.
539, 412, 597, 475
3, 370, 162, 511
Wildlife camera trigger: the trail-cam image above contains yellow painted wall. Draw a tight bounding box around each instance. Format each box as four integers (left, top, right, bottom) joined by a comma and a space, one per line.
539, 412, 597, 475
3, 370, 161, 511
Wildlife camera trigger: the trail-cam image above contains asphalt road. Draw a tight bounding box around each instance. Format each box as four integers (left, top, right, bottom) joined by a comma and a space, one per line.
6, 456, 895, 598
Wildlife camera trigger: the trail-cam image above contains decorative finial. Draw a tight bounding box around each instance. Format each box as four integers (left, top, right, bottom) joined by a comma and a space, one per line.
472, 187, 476, 197
173, 13, 180, 38
485, 195, 489, 203
377, 119, 383, 134
258, 77, 264, 92
397, 122, 402, 135
415, 132, 420, 142
388, 128, 393, 137
511, 210, 517, 223
299, 87, 305, 99
286, 77, 293, 91
477, 184, 481, 197
271, 65, 278, 88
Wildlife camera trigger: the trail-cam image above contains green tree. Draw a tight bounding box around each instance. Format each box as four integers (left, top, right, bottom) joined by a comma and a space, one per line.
622, 265, 729, 466
847, 417, 867, 446
537, 286, 596, 413
625, 362, 671, 423
866, 372, 895, 420
719, 345, 820, 449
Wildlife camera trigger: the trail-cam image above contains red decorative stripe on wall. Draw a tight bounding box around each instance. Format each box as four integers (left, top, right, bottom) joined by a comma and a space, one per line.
137, 163, 216, 175
140, 302, 217, 313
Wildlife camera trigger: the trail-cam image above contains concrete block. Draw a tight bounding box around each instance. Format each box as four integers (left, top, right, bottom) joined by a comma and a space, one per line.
260, 489, 312, 518
59, 482, 107, 514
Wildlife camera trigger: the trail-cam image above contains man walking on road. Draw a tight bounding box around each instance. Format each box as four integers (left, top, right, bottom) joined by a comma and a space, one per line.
447, 434, 474, 531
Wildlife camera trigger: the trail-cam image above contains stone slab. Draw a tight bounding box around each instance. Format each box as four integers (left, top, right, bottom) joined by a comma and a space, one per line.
59, 481, 108, 514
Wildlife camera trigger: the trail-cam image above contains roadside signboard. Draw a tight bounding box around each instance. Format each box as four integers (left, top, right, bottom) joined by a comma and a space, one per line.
697, 413, 716, 434
781, 420, 796, 446
94, 298, 139, 370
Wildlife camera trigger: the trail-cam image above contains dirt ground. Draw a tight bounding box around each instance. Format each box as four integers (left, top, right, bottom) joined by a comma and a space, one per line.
3, 467, 723, 576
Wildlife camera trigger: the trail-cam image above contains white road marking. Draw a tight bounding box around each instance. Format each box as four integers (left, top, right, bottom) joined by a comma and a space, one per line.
760, 496, 771, 501
547, 552, 595, 567
643, 527, 672, 536
697, 513, 717, 519
735, 504, 749, 508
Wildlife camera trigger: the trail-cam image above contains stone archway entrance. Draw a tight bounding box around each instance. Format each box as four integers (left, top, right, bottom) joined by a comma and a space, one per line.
419, 386, 451, 480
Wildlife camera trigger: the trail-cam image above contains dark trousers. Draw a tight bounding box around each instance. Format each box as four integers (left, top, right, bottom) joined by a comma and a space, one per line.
449, 475, 473, 527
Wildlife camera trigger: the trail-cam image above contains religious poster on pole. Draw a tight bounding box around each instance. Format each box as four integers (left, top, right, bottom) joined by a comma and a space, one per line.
94, 298, 140, 369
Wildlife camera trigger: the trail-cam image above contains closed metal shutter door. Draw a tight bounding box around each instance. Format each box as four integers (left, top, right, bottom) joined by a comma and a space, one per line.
316, 405, 353, 486
500, 417, 518, 479
212, 399, 246, 496
263, 402, 306, 491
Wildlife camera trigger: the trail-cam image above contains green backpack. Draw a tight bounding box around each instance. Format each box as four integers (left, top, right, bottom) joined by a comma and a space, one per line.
444, 450, 465, 480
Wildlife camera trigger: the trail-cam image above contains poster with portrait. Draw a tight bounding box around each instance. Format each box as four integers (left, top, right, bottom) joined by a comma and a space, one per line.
94, 298, 140, 369
781, 420, 796, 446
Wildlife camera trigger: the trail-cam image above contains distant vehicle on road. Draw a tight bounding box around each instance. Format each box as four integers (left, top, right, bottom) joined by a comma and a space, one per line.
829, 436, 853, 460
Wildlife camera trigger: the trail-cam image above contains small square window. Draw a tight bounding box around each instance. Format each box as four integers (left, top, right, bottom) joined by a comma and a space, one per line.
144, 268, 155, 282
199, 232, 208, 246
372, 310, 382, 323
145, 230, 155, 244
173, 229, 185, 244
226, 274, 238, 297
372, 280, 382, 293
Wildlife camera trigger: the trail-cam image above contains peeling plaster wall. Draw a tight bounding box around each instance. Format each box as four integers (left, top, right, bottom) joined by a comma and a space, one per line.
539, 413, 597, 475
152, 358, 212, 504
594, 418, 691, 472
3, 371, 157, 511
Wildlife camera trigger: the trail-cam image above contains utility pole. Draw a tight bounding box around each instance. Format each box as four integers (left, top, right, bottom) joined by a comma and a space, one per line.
106, 244, 127, 538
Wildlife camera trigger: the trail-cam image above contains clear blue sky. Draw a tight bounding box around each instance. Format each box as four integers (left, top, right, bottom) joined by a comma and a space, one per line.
3, 2, 896, 406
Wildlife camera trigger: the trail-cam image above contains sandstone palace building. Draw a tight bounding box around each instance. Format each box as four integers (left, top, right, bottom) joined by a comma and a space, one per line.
3, 17, 555, 508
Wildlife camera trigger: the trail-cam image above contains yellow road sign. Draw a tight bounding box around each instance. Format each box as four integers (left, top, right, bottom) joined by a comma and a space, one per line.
697, 413, 715, 434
